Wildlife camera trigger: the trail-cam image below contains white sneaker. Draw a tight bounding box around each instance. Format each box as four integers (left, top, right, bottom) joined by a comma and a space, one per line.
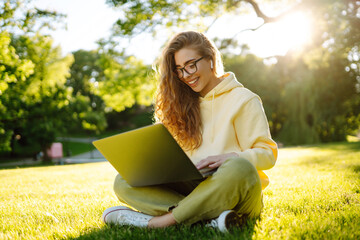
205, 210, 243, 233
102, 206, 153, 227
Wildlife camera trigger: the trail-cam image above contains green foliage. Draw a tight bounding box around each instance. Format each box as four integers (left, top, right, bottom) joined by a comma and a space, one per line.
65, 93, 107, 134
276, 59, 320, 145
0, 31, 35, 151
67, 50, 104, 97
1, 142, 359, 239
294, 0, 360, 143
0, 0, 70, 157
106, 0, 274, 36
1, 0, 65, 33
66, 50, 109, 134
108, 0, 187, 36
9, 33, 74, 158
95, 45, 156, 112
2, 0, 158, 159
0, 1, 108, 158
66, 48, 155, 133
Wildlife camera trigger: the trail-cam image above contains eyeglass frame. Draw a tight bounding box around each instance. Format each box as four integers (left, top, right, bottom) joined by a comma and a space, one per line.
174, 56, 205, 79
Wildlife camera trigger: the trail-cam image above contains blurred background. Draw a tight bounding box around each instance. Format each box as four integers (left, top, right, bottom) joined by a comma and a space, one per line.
1, 0, 359, 162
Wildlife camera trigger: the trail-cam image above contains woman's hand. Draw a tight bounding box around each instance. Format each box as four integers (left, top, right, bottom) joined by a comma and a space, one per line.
195, 152, 239, 170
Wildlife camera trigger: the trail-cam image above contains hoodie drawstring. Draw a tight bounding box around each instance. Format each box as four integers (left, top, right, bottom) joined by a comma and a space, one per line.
211, 91, 215, 142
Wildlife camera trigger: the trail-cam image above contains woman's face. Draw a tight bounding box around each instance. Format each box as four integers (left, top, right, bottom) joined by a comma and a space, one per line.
174, 47, 219, 97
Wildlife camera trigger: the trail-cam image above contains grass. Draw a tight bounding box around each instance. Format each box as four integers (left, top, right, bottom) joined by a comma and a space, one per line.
0, 142, 95, 165
60, 141, 96, 157
1, 141, 359, 239
58, 128, 138, 157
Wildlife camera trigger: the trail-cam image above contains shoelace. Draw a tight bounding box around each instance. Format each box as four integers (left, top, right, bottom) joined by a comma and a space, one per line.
206, 219, 218, 228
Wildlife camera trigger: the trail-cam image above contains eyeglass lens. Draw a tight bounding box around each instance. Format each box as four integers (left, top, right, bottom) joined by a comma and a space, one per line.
176, 63, 197, 78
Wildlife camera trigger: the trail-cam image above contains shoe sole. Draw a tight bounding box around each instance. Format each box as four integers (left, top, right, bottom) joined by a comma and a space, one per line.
224, 211, 242, 229
218, 210, 242, 232
102, 206, 131, 223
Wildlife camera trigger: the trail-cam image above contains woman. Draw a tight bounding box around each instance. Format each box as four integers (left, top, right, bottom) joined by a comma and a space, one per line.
102, 31, 278, 232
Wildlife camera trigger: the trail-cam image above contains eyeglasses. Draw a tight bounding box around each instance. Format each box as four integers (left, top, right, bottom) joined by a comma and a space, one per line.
175, 57, 204, 79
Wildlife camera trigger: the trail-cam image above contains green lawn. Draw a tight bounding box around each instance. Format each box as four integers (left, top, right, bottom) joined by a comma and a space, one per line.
60, 141, 96, 157
1, 142, 359, 239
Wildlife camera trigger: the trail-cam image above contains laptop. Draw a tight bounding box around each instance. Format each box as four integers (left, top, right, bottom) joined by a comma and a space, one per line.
92, 123, 215, 187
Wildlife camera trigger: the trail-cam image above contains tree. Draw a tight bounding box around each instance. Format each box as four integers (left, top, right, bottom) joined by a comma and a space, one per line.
1, 0, 63, 155
8, 34, 73, 159
66, 50, 107, 133
0, 31, 34, 152
295, 0, 360, 143
1, 0, 65, 34
67, 50, 104, 97
0, 0, 107, 159
94, 41, 157, 112
66, 47, 155, 132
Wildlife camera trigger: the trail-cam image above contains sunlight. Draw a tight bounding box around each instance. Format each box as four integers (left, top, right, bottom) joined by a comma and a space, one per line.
249, 11, 312, 57
278, 12, 312, 48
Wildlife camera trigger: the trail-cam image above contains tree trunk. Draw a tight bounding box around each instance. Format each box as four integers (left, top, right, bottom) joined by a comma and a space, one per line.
41, 146, 51, 162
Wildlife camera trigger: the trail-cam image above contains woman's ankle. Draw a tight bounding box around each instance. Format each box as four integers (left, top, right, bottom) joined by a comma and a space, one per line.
148, 212, 177, 228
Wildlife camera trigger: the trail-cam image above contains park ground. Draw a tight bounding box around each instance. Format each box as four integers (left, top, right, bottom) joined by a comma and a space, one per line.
0, 141, 359, 239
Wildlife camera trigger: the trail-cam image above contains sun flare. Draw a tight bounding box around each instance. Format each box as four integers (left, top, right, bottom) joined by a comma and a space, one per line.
278, 12, 312, 48
249, 11, 313, 57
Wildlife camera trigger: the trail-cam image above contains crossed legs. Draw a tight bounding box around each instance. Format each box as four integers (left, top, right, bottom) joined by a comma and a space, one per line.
112, 157, 263, 227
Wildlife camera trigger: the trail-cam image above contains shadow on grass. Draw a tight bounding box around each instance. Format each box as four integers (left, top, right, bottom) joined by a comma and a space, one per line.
68, 220, 257, 240
0, 161, 58, 170
352, 165, 360, 188
353, 165, 360, 173
0, 160, 102, 170
310, 141, 360, 152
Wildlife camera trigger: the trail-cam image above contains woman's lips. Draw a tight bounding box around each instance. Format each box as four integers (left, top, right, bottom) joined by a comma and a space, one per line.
187, 77, 199, 87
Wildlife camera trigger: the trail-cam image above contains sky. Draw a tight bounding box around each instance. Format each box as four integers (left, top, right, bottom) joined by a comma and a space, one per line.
32, 0, 119, 54
32, 0, 312, 64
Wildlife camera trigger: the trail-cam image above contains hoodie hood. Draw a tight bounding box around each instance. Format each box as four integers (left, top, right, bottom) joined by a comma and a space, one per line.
201, 72, 243, 101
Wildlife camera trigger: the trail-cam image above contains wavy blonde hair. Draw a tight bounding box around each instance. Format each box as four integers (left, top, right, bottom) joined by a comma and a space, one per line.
154, 31, 224, 151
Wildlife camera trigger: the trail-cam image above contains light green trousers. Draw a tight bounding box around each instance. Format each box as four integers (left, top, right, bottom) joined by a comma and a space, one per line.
113, 157, 263, 225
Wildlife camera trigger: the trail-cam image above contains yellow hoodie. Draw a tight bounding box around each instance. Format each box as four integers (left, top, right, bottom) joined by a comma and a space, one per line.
186, 72, 278, 189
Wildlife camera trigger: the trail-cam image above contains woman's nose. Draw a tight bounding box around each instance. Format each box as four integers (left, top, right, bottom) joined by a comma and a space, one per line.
183, 70, 191, 79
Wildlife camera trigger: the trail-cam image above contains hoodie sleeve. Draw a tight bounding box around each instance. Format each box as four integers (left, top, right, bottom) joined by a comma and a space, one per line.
233, 96, 278, 170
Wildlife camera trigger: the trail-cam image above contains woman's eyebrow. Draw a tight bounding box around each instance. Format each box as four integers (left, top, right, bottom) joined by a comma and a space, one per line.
175, 58, 196, 68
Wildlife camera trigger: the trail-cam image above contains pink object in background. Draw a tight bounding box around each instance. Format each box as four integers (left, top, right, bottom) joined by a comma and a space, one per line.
47, 143, 63, 158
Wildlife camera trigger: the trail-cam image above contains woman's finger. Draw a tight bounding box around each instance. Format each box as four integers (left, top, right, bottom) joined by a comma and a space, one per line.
209, 161, 221, 168
196, 159, 209, 169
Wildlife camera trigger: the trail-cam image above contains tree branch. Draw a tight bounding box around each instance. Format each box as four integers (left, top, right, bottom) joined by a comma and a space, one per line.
205, 16, 220, 33
228, 0, 306, 40
232, 22, 265, 39
244, 0, 278, 23
244, 0, 306, 23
